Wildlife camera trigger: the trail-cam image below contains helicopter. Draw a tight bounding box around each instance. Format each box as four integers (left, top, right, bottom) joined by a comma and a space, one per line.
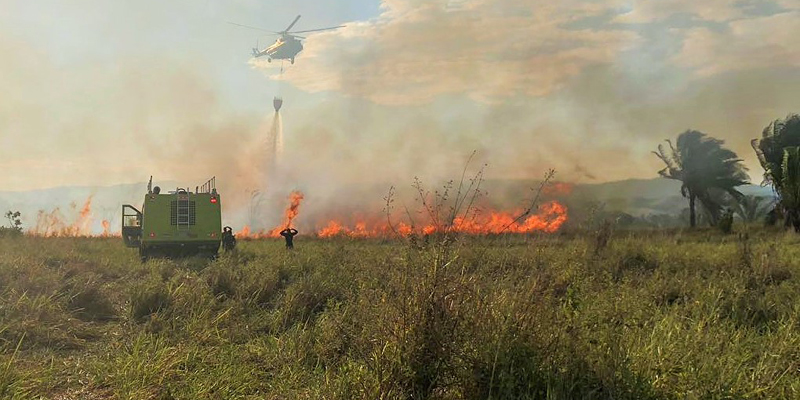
229, 15, 343, 64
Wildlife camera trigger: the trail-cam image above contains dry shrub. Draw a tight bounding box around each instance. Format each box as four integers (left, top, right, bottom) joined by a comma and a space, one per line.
130, 282, 171, 322
67, 283, 116, 321
238, 265, 285, 307
594, 219, 614, 256
204, 266, 237, 300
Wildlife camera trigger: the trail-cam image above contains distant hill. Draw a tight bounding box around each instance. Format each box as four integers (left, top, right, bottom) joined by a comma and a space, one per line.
573, 179, 775, 216
579, 178, 773, 200
477, 178, 775, 216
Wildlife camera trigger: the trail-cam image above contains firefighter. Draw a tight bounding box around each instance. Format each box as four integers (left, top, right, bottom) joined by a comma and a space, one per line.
280, 227, 298, 249
222, 226, 236, 252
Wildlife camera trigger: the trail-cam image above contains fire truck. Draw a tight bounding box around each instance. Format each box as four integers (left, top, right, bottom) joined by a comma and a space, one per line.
122, 177, 222, 261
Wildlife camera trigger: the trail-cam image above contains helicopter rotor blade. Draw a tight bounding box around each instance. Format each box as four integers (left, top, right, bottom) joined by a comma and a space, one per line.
284, 15, 302, 32
289, 26, 344, 34
227, 21, 281, 34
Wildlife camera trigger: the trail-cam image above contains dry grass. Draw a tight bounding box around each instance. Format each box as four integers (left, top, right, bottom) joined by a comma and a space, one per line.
0, 228, 799, 399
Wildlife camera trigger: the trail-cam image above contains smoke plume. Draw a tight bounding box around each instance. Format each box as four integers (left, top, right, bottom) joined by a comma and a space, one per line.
1, 1, 799, 234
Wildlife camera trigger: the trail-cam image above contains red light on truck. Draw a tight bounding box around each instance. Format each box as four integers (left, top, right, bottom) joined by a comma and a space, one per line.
149, 232, 156, 237
210, 197, 218, 204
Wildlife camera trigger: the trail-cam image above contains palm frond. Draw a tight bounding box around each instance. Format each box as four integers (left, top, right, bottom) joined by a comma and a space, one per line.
658, 129, 751, 226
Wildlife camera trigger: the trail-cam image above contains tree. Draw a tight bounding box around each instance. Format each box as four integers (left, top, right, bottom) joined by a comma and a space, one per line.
654, 130, 749, 228
731, 195, 774, 224
1, 210, 22, 237
751, 114, 800, 230
779, 147, 800, 231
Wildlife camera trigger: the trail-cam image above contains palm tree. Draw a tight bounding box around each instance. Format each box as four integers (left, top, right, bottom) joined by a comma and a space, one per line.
654, 130, 749, 228
731, 195, 774, 224
751, 114, 800, 229
780, 147, 800, 231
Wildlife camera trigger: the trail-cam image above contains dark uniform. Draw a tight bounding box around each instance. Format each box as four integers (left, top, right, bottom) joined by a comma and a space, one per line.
280, 228, 298, 249
222, 226, 236, 252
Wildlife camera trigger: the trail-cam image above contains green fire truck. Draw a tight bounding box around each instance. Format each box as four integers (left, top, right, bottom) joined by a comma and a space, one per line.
122, 177, 223, 261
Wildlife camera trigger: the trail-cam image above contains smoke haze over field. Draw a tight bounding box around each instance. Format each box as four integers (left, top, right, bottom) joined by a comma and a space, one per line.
1, 0, 798, 229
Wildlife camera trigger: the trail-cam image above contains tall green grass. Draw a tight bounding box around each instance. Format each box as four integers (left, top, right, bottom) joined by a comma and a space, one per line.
0, 230, 798, 399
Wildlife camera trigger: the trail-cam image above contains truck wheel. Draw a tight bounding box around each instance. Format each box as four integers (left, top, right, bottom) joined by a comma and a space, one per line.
139, 248, 149, 263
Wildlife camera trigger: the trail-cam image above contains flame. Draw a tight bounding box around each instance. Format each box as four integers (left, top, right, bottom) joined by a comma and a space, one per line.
267, 190, 304, 237
282, 191, 304, 228
76, 196, 93, 233
29, 196, 94, 237
318, 220, 344, 238
309, 202, 567, 238
23, 189, 569, 240
316, 220, 414, 238
27, 195, 120, 237
450, 201, 567, 234
235, 191, 306, 239
235, 225, 252, 237
236, 194, 568, 239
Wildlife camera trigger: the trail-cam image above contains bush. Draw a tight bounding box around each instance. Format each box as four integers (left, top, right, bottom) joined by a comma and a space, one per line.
278, 274, 345, 329
68, 284, 116, 321
0, 211, 22, 238
238, 265, 284, 307
0, 227, 21, 238
466, 339, 547, 399
130, 282, 171, 322
204, 266, 238, 299
718, 209, 734, 234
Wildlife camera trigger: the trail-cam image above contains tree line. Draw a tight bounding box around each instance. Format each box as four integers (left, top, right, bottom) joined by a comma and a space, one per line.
654, 114, 800, 230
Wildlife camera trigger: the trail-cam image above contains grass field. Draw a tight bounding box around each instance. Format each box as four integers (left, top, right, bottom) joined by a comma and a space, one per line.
1, 228, 799, 399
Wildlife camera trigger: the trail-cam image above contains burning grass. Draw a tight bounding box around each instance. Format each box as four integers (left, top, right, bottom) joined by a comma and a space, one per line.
25, 196, 115, 238
1, 229, 800, 398
236, 172, 569, 239
20, 165, 567, 241
245, 199, 568, 239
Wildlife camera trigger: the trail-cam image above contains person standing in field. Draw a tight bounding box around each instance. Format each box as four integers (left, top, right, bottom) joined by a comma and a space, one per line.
280, 227, 298, 249
221, 226, 236, 252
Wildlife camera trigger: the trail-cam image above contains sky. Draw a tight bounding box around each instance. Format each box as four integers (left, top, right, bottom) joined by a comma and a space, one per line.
1, 0, 799, 197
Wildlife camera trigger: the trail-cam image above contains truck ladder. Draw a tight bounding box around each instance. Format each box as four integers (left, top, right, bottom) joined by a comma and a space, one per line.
177, 193, 191, 230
